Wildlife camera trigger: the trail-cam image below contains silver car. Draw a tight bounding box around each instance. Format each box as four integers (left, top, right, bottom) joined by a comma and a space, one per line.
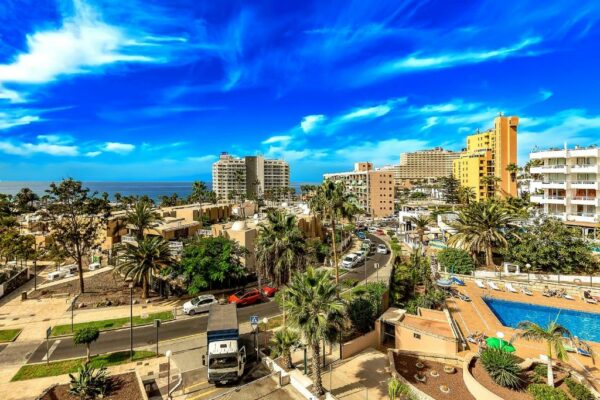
183, 294, 218, 316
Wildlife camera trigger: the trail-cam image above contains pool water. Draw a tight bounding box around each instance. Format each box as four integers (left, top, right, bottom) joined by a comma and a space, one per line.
484, 297, 600, 343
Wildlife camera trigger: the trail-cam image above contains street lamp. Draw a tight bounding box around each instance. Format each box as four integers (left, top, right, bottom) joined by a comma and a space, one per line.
71, 294, 80, 333
525, 263, 531, 284
262, 317, 269, 352
165, 350, 172, 400
129, 283, 134, 360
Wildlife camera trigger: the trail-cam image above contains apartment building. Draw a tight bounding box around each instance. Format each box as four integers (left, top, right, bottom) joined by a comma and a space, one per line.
212, 153, 290, 200
323, 162, 395, 218
453, 115, 519, 201
529, 145, 599, 230
396, 147, 459, 182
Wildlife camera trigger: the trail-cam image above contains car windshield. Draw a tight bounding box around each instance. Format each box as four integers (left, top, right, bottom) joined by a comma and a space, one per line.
191, 298, 202, 305
209, 356, 238, 369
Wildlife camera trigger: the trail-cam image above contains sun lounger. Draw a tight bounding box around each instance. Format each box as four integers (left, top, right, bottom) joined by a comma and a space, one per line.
475, 279, 485, 289
583, 291, 598, 304
450, 276, 465, 286
487, 281, 501, 291
577, 347, 592, 357
521, 286, 533, 296
505, 283, 518, 293
559, 289, 574, 300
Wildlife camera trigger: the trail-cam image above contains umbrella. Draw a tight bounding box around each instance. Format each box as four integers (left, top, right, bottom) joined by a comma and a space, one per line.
486, 337, 516, 353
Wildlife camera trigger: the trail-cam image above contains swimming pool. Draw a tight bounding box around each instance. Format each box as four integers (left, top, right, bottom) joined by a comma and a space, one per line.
484, 297, 600, 343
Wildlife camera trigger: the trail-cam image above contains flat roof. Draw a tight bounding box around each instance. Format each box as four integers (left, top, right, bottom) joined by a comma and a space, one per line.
401, 314, 454, 338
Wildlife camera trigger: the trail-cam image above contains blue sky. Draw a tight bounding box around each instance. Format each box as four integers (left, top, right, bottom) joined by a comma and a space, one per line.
1, 0, 600, 182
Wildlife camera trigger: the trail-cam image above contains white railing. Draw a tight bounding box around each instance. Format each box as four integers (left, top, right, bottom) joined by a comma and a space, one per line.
573, 196, 595, 201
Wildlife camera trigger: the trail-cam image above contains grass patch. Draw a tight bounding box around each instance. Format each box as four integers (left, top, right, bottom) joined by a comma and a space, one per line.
0, 329, 22, 343
259, 315, 283, 330
11, 350, 155, 381
51, 311, 173, 336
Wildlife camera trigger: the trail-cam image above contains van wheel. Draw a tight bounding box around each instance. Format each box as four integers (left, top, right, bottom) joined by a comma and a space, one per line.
189, 310, 195, 316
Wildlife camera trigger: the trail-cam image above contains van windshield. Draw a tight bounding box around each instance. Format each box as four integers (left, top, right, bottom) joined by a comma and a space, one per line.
209, 356, 238, 369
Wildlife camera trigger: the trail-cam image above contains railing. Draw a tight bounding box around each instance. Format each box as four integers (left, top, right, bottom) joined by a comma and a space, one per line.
573, 196, 596, 201
541, 181, 565, 185
571, 180, 596, 185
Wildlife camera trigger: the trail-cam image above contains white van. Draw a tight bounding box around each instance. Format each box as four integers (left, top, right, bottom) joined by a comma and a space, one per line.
341, 254, 359, 269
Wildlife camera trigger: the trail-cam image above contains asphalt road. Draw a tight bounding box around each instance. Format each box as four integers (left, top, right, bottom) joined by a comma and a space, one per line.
27, 232, 390, 364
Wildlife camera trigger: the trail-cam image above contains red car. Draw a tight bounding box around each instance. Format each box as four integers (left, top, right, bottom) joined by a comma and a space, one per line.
376, 229, 385, 235
261, 284, 278, 297
228, 289, 261, 306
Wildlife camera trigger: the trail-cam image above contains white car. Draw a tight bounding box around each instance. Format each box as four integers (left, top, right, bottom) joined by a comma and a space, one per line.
341, 254, 359, 269
376, 244, 388, 254
183, 294, 218, 316
367, 227, 378, 233
355, 250, 367, 262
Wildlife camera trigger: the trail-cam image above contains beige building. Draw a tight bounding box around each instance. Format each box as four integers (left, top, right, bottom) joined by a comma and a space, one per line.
395, 147, 459, 183
212, 153, 290, 200
323, 162, 395, 218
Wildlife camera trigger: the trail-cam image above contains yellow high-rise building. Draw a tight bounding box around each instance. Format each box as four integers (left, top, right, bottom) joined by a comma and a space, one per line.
453, 116, 519, 200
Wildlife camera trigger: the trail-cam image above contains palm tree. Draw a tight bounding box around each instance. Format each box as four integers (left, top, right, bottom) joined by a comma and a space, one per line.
126, 200, 163, 241
448, 200, 519, 267
282, 268, 345, 395
506, 163, 519, 183
407, 215, 432, 245
190, 181, 210, 203
512, 319, 572, 387
256, 210, 307, 286
116, 236, 176, 298
481, 174, 501, 196
270, 328, 300, 369
309, 180, 359, 284
458, 186, 476, 205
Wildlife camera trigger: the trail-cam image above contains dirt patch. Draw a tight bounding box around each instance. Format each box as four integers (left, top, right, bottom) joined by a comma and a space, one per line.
393, 354, 476, 400
29, 270, 159, 307
39, 372, 143, 400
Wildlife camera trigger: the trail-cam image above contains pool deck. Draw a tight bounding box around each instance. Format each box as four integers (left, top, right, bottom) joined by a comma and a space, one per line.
447, 281, 600, 390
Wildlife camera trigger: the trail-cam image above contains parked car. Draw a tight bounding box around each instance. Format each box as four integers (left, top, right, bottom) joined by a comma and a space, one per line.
228, 289, 262, 306
183, 294, 218, 315
376, 244, 388, 254
367, 226, 378, 233
376, 229, 385, 235
356, 231, 366, 240
341, 253, 359, 269
262, 284, 278, 297
355, 249, 367, 262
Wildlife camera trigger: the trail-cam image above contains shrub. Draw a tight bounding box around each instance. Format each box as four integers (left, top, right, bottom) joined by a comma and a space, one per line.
532, 364, 547, 384
528, 384, 569, 400
437, 248, 475, 275
388, 377, 416, 400
341, 278, 359, 289
346, 297, 375, 334
480, 348, 522, 389
69, 363, 110, 400
565, 378, 594, 400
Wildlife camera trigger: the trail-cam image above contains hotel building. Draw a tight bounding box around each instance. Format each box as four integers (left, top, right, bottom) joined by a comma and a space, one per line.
323, 162, 395, 218
396, 147, 459, 183
529, 145, 599, 231
212, 153, 290, 200
453, 116, 519, 201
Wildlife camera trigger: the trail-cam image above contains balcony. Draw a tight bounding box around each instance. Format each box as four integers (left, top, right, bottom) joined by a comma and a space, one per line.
530, 149, 568, 159
530, 195, 566, 205
570, 164, 599, 174
546, 212, 567, 221
570, 180, 599, 190
530, 165, 568, 174
571, 196, 599, 206
541, 181, 567, 189
567, 213, 598, 223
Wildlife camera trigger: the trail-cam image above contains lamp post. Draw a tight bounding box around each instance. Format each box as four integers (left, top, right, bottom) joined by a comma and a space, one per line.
262, 317, 269, 353
526, 263, 531, 284
71, 295, 80, 333
497, 331, 505, 351
165, 350, 172, 400
129, 283, 134, 360
374, 262, 380, 283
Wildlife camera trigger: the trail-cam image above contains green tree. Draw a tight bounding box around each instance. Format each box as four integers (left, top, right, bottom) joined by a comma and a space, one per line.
270, 328, 300, 369
439, 176, 460, 204
407, 215, 432, 245
458, 186, 476, 205
74, 327, 100, 362
282, 268, 345, 395
189, 181, 216, 204
506, 163, 519, 183
513, 319, 572, 387
480, 348, 522, 389
437, 247, 475, 274
15, 187, 39, 213
116, 236, 176, 298
448, 200, 519, 267
41, 179, 110, 293
346, 296, 375, 334
180, 236, 247, 293
256, 210, 307, 286
125, 200, 163, 241
69, 363, 109, 400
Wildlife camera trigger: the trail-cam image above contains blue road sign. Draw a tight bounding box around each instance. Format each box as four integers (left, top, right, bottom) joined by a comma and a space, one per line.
250, 315, 259, 325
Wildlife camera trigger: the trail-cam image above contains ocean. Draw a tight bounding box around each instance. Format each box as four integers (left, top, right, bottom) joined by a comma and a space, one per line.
0, 181, 315, 201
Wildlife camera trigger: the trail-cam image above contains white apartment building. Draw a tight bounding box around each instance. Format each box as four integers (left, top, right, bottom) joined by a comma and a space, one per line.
395, 147, 459, 183
529, 145, 599, 230
212, 153, 290, 200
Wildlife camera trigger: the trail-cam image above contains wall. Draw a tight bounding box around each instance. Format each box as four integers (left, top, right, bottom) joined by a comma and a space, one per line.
393, 322, 458, 356
340, 330, 378, 360
462, 353, 503, 400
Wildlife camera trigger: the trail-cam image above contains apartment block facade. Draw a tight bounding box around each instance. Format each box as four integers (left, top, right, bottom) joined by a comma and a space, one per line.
323, 162, 395, 218
396, 147, 459, 182
529, 146, 599, 227
212, 153, 290, 200
453, 116, 519, 201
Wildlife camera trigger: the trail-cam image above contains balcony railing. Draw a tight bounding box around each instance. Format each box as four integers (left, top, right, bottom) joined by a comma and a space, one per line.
546, 196, 566, 200
542, 181, 565, 185
573, 196, 596, 201
571, 180, 596, 184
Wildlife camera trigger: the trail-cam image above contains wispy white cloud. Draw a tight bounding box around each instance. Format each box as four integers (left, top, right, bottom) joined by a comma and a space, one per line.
0, 140, 79, 157
103, 142, 135, 154
0, 113, 40, 130
334, 138, 429, 166
300, 115, 326, 133
262, 135, 292, 145
85, 151, 102, 157
539, 89, 553, 101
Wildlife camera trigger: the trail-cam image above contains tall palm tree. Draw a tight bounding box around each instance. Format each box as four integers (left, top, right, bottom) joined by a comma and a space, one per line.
282, 268, 345, 395
506, 163, 519, 183
256, 210, 307, 286
116, 236, 176, 298
448, 200, 518, 267
309, 180, 359, 284
270, 328, 300, 369
458, 186, 476, 205
512, 319, 572, 387
481, 175, 502, 196
407, 215, 432, 245
190, 181, 210, 203
126, 200, 163, 241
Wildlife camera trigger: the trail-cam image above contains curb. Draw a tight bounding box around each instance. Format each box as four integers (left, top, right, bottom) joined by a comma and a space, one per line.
50, 315, 178, 339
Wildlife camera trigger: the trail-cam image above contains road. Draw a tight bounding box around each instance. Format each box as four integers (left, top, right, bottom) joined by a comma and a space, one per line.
27, 233, 390, 364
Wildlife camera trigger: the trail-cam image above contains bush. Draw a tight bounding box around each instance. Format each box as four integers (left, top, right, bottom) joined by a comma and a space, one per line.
532, 364, 547, 384
480, 348, 522, 389
437, 248, 475, 275
341, 278, 359, 289
528, 384, 569, 400
346, 297, 375, 335
69, 363, 110, 399
565, 378, 594, 400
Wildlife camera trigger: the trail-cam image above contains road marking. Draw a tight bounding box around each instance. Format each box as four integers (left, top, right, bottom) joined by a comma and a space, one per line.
185, 380, 209, 391
42, 340, 61, 361
187, 387, 220, 400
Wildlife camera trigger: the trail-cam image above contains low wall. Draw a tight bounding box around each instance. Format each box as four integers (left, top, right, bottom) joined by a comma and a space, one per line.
462, 353, 503, 400
341, 330, 378, 360
390, 349, 464, 368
